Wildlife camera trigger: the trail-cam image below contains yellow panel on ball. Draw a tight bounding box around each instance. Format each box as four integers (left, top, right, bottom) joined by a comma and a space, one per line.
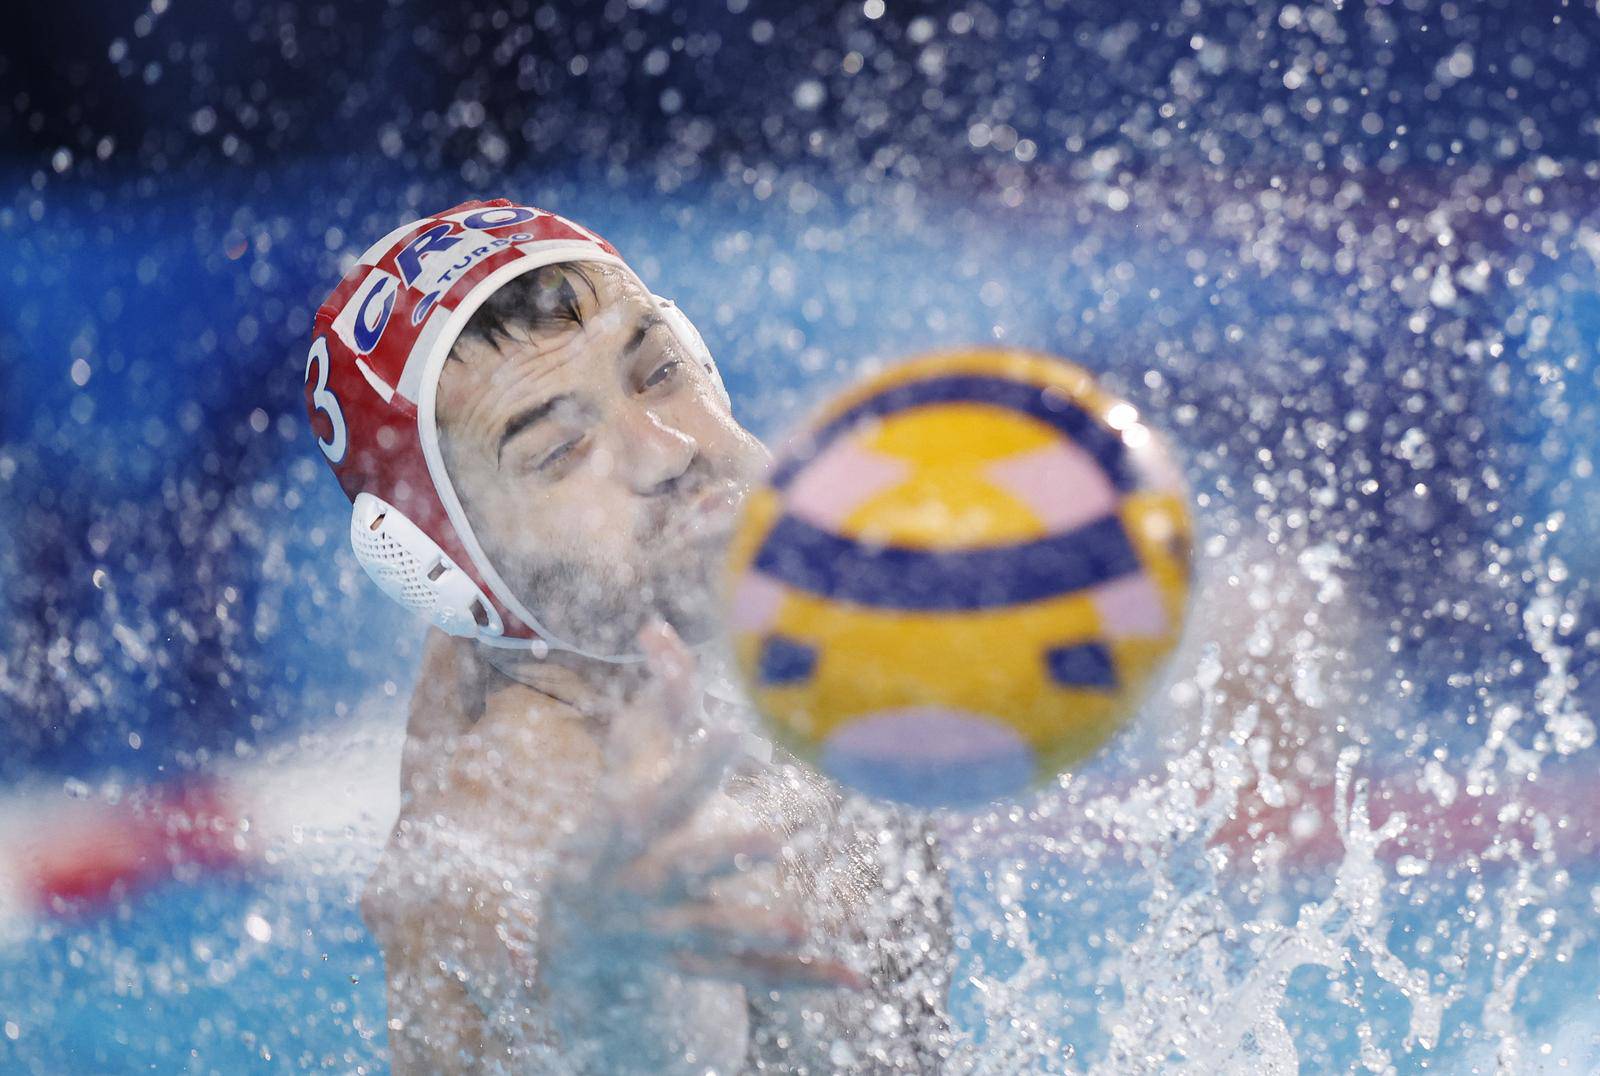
723, 349, 1193, 808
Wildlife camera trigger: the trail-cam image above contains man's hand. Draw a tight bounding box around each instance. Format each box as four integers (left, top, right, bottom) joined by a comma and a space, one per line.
367, 622, 860, 1073
541, 620, 861, 995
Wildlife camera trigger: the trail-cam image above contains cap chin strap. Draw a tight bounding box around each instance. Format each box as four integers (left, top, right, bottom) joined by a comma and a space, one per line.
655, 295, 731, 411
350, 487, 711, 663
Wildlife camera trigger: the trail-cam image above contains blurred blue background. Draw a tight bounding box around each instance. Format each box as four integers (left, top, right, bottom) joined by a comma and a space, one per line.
4, 0, 1598, 783
3, 0, 1599, 1071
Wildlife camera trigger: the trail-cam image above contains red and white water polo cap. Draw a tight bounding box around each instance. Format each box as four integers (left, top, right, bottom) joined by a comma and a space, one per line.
304, 198, 727, 653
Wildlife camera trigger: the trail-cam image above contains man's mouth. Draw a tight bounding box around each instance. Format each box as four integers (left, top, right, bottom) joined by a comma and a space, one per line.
691, 480, 742, 518
663, 481, 745, 545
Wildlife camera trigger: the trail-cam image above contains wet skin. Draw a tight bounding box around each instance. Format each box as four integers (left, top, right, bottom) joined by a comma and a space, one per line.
363, 267, 875, 1074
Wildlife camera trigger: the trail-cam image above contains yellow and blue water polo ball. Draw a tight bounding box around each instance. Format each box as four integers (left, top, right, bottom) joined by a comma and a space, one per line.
723, 349, 1192, 808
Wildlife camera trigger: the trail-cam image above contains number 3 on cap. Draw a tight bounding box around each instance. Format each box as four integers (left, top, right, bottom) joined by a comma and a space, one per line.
305, 337, 348, 464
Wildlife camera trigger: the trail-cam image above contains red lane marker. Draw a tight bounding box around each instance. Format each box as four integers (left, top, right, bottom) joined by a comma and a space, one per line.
995, 768, 1600, 872
8, 764, 1595, 923
17, 779, 244, 914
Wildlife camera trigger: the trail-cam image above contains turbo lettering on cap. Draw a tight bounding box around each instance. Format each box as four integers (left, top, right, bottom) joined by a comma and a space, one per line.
405, 229, 537, 301
394, 224, 461, 288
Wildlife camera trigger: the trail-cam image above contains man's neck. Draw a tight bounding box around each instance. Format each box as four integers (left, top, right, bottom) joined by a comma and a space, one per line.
472, 640, 652, 718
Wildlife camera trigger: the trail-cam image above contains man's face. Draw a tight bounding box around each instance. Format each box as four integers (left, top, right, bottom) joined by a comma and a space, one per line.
436, 263, 768, 655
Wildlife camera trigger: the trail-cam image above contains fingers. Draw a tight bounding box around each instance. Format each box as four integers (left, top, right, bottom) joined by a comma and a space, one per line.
600, 619, 702, 779
637, 619, 702, 738
601, 685, 665, 778
651, 901, 866, 989
626, 727, 743, 846
557, 881, 867, 993
593, 728, 744, 875
621, 826, 783, 901
648, 899, 806, 949
674, 951, 867, 992
596, 621, 739, 864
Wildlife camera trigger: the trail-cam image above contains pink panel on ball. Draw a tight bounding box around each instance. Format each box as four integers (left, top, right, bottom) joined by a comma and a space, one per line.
784, 441, 908, 528
1091, 574, 1168, 637
986, 441, 1117, 532
820, 707, 1036, 808
729, 571, 787, 633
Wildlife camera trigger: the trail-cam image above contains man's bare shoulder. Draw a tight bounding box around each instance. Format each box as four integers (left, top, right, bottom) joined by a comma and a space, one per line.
364, 680, 602, 939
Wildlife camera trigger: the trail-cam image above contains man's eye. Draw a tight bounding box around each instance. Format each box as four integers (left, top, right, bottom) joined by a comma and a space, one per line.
643, 358, 683, 390
537, 437, 581, 471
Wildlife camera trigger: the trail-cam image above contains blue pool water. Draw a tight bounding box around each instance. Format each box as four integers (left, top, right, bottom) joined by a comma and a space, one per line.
6, 856, 1597, 1073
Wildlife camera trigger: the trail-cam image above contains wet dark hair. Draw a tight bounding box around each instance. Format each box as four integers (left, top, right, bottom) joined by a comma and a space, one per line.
449, 261, 600, 359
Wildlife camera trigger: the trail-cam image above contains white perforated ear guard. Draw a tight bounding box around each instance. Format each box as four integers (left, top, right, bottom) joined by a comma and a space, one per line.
349, 491, 504, 638
655, 295, 732, 411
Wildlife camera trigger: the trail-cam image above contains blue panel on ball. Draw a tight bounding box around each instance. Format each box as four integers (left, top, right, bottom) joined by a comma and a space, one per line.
757, 634, 819, 684
1045, 641, 1117, 689
769, 374, 1135, 492
752, 514, 1140, 610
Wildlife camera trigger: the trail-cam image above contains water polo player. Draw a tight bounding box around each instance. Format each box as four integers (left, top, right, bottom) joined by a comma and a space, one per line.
304, 200, 958, 1073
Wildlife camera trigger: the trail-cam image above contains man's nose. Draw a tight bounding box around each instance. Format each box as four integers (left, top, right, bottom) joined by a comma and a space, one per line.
621, 406, 696, 493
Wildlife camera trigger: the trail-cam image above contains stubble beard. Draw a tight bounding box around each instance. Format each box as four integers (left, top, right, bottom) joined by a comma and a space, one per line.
509, 509, 730, 656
